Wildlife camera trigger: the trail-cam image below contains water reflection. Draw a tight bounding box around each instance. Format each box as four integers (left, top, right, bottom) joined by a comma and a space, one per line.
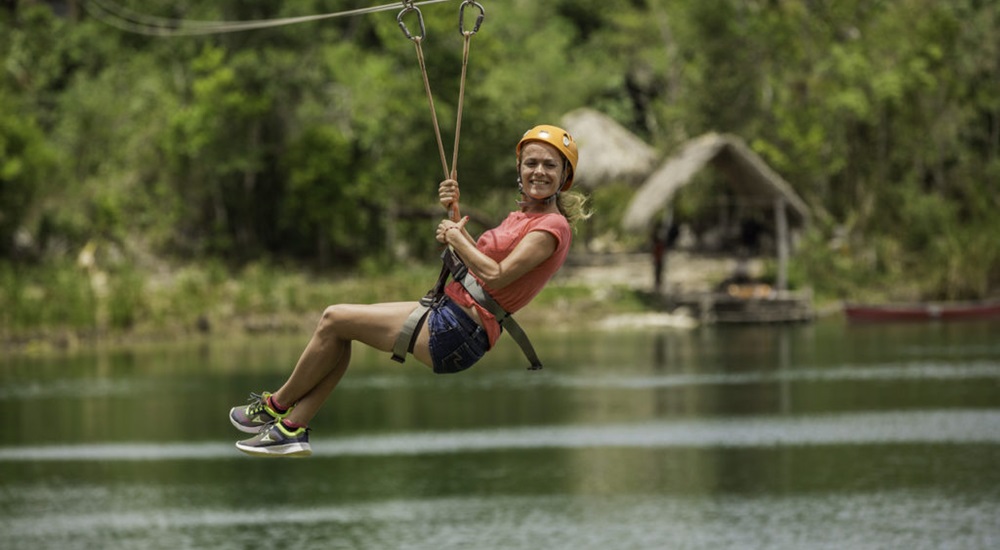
1, 319, 999, 549
6, 491, 997, 550
3, 409, 999, 462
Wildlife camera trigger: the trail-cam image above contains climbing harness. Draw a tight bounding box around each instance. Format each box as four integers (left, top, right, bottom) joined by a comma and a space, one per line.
396, 124, 581, 370
391, 1, 544, 370
390, 249, 544, 370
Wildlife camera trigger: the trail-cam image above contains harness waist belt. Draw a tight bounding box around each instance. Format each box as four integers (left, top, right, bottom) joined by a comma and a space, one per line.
391, 249, 543, 370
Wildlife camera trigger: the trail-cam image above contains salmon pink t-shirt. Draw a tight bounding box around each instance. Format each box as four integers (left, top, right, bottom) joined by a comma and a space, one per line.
444, 211, 572, 348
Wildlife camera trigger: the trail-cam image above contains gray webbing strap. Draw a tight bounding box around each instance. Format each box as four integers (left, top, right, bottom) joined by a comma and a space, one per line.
459, 272, 543, 370
391, 249, 543, 370
391, 302, 432, 363
392, 263, 450, 364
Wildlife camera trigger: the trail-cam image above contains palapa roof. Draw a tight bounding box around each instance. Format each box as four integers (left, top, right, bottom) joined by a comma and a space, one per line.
559, 108, 658, 189
622, 132, 810, 233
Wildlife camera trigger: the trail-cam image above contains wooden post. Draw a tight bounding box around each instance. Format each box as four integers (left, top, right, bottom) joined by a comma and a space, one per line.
774, 197, 789, 292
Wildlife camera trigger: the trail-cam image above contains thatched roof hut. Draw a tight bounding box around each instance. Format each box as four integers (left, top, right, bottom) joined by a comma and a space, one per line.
623, 132, 810, 292
560, 108, 658, 189
623, 132, 809, 233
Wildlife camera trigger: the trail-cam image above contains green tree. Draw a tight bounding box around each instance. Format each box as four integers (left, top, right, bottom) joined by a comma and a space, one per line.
1, 0, 998, 304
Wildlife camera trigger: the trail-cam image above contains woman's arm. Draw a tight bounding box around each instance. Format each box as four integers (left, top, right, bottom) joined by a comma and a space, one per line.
439, 219, 557, 290
436, 178, 556, 289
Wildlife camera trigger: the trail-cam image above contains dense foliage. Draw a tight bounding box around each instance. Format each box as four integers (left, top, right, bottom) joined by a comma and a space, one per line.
2, 0, 998, 328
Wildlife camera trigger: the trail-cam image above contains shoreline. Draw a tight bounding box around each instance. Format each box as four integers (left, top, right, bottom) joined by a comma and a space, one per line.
2, 251, 837, 357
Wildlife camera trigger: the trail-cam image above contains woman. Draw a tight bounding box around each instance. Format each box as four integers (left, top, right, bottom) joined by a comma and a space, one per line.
229, 125, 590, 457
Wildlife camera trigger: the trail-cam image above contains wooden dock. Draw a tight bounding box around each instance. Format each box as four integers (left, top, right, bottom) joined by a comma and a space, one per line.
561, 252, 815, 324
670, 289, 814, 324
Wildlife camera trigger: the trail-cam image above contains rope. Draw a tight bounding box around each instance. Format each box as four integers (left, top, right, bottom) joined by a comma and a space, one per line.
450, 2, 484, 183
450, 33, 472, 182
400, 1, 484, 221
84, 0, 460, 36
412, 37, 453, 184
398, 3, 450, 187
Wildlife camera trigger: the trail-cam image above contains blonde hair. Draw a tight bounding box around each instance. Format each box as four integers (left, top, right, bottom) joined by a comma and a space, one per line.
557, 190, 592, 229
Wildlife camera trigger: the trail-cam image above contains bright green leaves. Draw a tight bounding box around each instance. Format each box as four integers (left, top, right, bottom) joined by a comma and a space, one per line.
0, 0, 997, 300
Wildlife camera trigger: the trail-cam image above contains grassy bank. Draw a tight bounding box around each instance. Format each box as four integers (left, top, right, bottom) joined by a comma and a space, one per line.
0, 259, 643, 355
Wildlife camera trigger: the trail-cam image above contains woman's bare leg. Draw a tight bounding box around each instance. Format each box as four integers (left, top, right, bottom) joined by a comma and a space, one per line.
272, 301, 433, 425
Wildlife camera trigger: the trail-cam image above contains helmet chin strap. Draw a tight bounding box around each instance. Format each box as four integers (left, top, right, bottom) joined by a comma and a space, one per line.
516, 177, 559, 209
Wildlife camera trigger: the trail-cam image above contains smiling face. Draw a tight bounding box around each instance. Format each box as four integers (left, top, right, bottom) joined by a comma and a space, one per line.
518, 142, 566, 201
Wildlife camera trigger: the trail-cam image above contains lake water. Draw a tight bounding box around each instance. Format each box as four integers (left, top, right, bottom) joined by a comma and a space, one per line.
2, 318, 999, 549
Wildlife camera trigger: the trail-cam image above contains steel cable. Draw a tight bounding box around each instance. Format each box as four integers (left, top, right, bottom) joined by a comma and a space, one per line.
84, 0, 459, 36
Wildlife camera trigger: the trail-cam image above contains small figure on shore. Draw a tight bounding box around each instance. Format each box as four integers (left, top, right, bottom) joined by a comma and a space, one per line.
651, 218, 679, 293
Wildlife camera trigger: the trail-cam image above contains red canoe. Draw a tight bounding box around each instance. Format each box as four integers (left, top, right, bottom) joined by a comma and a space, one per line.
844, 300, 1000, 322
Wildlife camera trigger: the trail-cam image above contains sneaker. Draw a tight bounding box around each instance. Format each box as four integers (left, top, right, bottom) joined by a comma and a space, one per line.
235, 421, 312, 458
229, 392, 288, 434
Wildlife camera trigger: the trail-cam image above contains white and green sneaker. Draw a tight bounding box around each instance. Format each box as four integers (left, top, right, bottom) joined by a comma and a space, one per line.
229, 392, 288, 434
235, 421, 312, 458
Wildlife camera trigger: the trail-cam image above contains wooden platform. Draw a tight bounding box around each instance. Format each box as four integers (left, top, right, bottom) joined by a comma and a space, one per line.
561, 252, 814, 324
670, 290, 814, 324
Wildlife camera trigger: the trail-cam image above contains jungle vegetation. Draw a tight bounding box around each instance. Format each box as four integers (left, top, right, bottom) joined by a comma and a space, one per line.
1, 0, 998, 336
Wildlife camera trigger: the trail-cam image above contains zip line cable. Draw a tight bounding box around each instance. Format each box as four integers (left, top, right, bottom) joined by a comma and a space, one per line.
84, 0, 459, 36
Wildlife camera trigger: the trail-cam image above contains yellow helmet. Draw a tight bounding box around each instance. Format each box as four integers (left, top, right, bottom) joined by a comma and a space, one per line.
516, 125, 579, 192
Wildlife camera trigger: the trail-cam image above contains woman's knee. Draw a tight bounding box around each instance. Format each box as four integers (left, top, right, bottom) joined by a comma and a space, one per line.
317, 304, 349, 337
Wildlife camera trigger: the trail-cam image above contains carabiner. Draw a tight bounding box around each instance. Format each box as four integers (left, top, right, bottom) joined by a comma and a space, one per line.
458, 1, 485, 36
397, 2, 426, 41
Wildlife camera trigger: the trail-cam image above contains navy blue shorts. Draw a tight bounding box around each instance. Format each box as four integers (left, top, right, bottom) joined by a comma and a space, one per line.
428, 297, 489, 374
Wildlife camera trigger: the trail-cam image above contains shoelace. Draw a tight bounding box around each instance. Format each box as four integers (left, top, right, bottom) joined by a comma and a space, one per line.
244, 392, 268, 415
259, 419, 310, 438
